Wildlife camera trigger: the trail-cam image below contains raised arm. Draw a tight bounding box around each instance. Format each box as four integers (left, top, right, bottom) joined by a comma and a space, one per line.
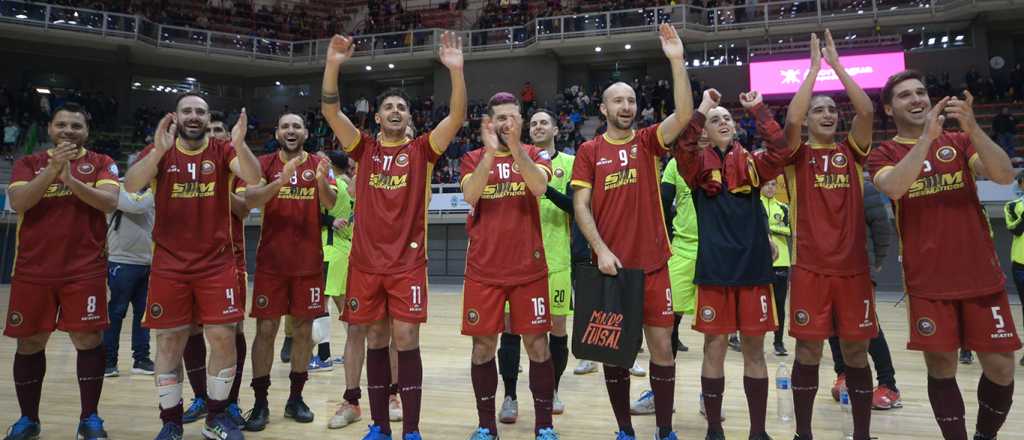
320, 35, 360, 149
784, 33, 820, 149
874, 97, 949, 199
428, 31, 467, 151
573, 187, 622, 276
656, 23, 694, 144
744, 91, 791, 171
504, 115, 549, 196
461, 117, 497, 206
946, 91, 1015, 184
228, 108, 261, 185
125, 114, 174, 193
822, 29, 874, 149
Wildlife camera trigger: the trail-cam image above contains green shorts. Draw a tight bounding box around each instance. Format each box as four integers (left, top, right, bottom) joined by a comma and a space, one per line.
668, 251, 697, 314
502, 269, 573, 317
324, 240, 351, 297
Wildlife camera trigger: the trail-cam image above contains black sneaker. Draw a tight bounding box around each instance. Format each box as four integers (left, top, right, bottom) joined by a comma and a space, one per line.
280, 337, 293, 363
675, 339, 689, 352
133, 358, 155, 375
728, 334, 741, 352
706, 430, 726, 440
104, 365, 119, 378
749, 433, 773, 440
774, 342, 788, 356
284, 398, 315, 423
973, 433, 996, 440
1019, 355, 1023, 367
243, 404, 270, 431
959, 349, 974, 365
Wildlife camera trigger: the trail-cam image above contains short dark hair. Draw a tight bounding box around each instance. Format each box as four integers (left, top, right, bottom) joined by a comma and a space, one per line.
375, 88, 411, 111
882, 70, 926, 106
51, 102, 91, 127
174, 92, 207, 111
325, 150, 351, 172
209, 110, 226, 123
530, 108, 558, 125
277, 112, 307, 127
487, 92, 519, 116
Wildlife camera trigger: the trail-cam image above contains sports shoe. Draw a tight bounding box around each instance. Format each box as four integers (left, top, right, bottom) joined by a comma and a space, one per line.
831, 374, 846, 402
4, 416, 40, 440
574, 360, 598, 375
388, 395, 403, 422
749, 433, 773, 440
280, 337, 293, 363
468, 427, 497, 440
629, 360, 646, 377
1019, 355, 1024, 367
183, 397, 208, 424
328, 402, 362, 429
404, 433, 422, 440
308, 356, 335, 373
655, 432, 679, 440
552, 392, 565, 415
133, 358, 156, 375
104, 366, 119, 378
361, 424, 393, 440
202, 413, 243, 440
499, 396, 518, 424
872, 384, 903, 410
615, 431, 636, 440
630, 390, 656, 415
153, 422, 183, 440
973, 432, 997, 440
76, 413, 108, 440
537, 427, 560, 439
728, 334, 741, 352
242, 404, 269, 431
226, 403, 245, 428
284, 398, 314, 423
960, 349, 974, 365
705, 430, 726, 440
676, 341, 689, 352
773, 342, 788, 356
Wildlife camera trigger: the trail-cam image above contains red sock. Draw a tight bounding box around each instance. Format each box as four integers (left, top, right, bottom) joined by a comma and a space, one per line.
928, 376, 968, 440
791, 361, 819, 438
229, 334, 246, 404
13, 351, 45, 422
160, 402, 183, 426
604, 365, 633, 433
397, 348, 423, 435
976, 375, 1014, 438
529, 359, 555, 433
183, 334, 207, 399
251, 375, 270, 408
77, 346, 105, 419
471, 359, 499, 434
205, 397, 227, 424
701, 376, 725, 433
649, 362, 675, 432
366, 347, 391, 433
344, 388, 362, 406
289, 371, 308, 402
744, 376, 769, 436
845, 366, 874, 440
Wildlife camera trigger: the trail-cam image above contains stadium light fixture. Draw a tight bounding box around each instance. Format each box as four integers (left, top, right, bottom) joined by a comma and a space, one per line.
15, 14, 27, 19
365, 65, 373, 71
36, 88, 51, 94
595, 46, 602, 52
624, 44, 631, 50
737, 61, 744, 66
928, 37, 935, 45
185, 77, 197, 82
955, 35, 964, 41
941, 36, 949, 43
907, 28, 915, 32
388, 63, 395, 69
275, 81, 282, 86
132, 82, 142, 88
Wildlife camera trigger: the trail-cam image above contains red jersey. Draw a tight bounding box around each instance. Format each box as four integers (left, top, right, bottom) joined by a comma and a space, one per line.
571, 125, 672, 273
782, 136, 870, 275
866, 132, 1004, 299
344, 131, 443, 274
254, 151, 325, 276
142, 137, 237, 280
460, 145, 552, 285
231, 177, 246, 272
9, 149, 118, 282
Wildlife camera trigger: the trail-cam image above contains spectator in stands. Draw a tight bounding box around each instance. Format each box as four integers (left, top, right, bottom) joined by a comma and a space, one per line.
993, 107, 1019, 157
641, 104, 656, 127
3, 118, 18, 160
355, 96, 370, 129
1013, 64, 1024, 103
521, 82, 536, 114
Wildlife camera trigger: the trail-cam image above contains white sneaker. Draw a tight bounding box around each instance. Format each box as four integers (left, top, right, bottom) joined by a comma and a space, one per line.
573, 360, 597, 375
499, 396, 518, 424
630, 390, 656, 415
552, 392, 565, 415
629, 360, 646, 377
698, 392, 725, 421
388, 395, 403, 421
327, 402, 361, 429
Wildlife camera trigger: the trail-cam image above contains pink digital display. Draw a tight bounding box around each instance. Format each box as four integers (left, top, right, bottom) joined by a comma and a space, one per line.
749, 52, 906, 96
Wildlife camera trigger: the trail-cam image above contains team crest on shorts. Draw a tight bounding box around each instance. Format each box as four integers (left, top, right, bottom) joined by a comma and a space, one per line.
554, 168, 565, 178
348, 298, 359, 312
466, 309, 480, 325
830, 153, 848, 168
794, 309, 810, 326
7, 311, 23, 327
301, 169, 315, 181
255, 295, 269, 309
700, 306, 717, 322
150, 303, 164, 319
936, 146, 957, 163
76, 163, 95, 175
200, 160, 216, 175
916, 317, 937, 336
395, 153, 410, 167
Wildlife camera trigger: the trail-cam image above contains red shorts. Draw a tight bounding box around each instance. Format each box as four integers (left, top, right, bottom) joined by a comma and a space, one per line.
144, 267, 244, 329
788, 267, 878, 341
907, 291, 1023, 353
342, 265, 428, 325
642, 265, 675, 327
4, 276, 108, 337
693, 284, 777, 335
461, 276, 550, 336
251, 271, 326, 320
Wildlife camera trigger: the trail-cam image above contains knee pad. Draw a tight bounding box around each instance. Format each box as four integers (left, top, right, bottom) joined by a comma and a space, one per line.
312, 316, 332, 345
207, 367, 236, 400
156, 371, 183, 409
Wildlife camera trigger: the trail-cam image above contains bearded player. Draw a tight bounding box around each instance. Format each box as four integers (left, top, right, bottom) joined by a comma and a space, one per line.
571, 23, 693, 440
125, 93, 261, 440
779, 31, 878, 440
320, 31, 466, 440
4, 103, 119, 440
868, 71, 1019, 440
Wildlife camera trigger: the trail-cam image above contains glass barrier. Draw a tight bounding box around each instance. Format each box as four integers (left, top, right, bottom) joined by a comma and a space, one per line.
104, 14, 136, 36
562, 13, 608, 37
412, 29, 437, 53
766, 0, 820, 26
209, 32, 253, 56
536, 16, 562, 39
255, 38, 291, 59
292, 40, 315, 62
0, 1, 47, 23
137, 18, 160, 44
159, 26, 208, 49
48, 6, 104, 34
468, 28, 514, 51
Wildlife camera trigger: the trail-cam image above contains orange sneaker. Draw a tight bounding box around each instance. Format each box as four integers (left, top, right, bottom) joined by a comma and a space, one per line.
831, 374, 846, 402
872, 384, 902, 410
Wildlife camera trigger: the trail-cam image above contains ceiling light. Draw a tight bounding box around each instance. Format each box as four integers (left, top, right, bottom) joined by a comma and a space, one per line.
185, 77, 196, 82
275, 81, 282, 86
388, 63, 395, 69
365, 65, 373, 71
624, 44, 631, 50
595, 46, 602, 52
36, 88, 51, 94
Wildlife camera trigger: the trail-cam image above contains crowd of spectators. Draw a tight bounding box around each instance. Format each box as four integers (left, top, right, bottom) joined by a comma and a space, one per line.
0, 84, 120, 160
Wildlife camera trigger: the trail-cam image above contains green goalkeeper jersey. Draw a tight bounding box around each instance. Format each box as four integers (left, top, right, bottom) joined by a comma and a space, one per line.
539, 151, 574, 273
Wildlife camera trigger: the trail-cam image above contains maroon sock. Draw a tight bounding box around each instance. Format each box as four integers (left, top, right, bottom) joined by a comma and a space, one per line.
205, 397, 227, 424
471, 359, 499, 434
160, 402, 183, 426
289, 371, 308, 402
649, 362, 676, 432
744, 376, 769, 436
183, 334, 208, 399
976, 375, 1014, 438
77, 346, 105, 419
928, 376, 968, 440
792, 361, 820, 438
529, 359, 555, 433
845, 366, 874, 440
343, 387, 362, 406
229, 334, 246, 404
603, 365, 633, 433
701, 376, 725, 433
251, 375, 270, 408
13, 351, 45, 422
366, 347, 391, 433
398, 348, 423, 435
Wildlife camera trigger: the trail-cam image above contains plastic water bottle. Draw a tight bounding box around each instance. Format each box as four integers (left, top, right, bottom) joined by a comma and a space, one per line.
839, 386, 854, 440
775, 362, 793, 422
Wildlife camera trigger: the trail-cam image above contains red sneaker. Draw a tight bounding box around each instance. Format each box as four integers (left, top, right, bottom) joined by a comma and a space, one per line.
872, 384, 902, 410
831, 374, 846, 402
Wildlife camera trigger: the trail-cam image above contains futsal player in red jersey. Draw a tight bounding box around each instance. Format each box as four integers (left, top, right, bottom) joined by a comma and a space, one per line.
320, 31, 466, 440
868, 71, 1020, 440
124, 94, 261, 440
4, 103, 119, 440
459, 93, 557, 440
779, 31, 878, 440
570, 23, 693, 440
241, 113, 336, 430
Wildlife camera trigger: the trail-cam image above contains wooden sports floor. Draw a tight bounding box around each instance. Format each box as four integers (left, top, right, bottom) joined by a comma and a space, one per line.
2, 285, 1024, 440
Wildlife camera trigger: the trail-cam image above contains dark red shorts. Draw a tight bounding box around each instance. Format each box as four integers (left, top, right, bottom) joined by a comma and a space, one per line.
907, 291, 1023, 353
788, 267, 878, 341
693, 284, 778, 336
642, 265, 675, 327
251, 271, 326, 320
461, 276, 550, 336
144, 267, 244, 329
342, 265, 428, 325
5, 275, 108, 337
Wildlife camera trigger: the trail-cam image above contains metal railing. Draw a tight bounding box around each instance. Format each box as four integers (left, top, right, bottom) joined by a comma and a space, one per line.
0, 0, 986, 64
